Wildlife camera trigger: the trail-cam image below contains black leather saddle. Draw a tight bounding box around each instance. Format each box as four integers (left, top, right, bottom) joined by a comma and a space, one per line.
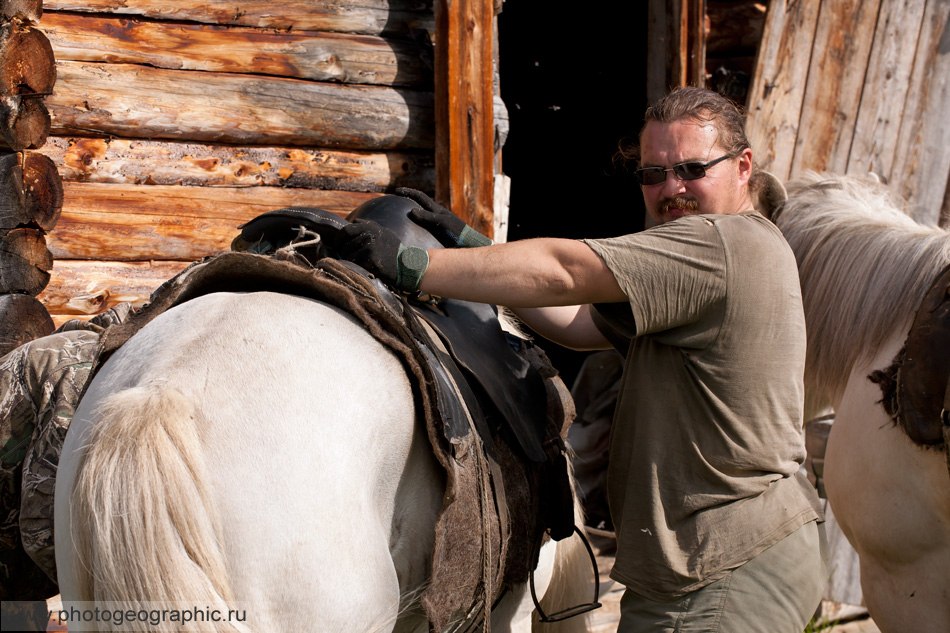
236, 196, 570, 492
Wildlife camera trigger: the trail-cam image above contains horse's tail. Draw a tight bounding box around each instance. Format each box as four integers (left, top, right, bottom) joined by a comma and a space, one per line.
70, 385, 249, 632
533, 492, 596, 633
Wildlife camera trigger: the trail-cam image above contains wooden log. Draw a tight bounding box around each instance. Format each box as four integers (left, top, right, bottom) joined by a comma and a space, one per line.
646, 0, 707, 102
706, 1, 767, 56
0, 151, 63, 231
889, 0, 950, 226
745, 0, 822, 180
47, 182, 378, 261
686, 0, 707, 88
790, 0, 883, 176
0, 226, 52, 294
0, 93, 50, 150
0, 292, 53, 356
39, 137, 435, 192
434, 0, 495, 237
48, 61, 435, 150
38, 259, 190, 315
0, 0, 42, 23
647, 0, 687, 103
42, 1, 433, 36
846, 0, 927, 179
0, 23, 55, 96
41, 12, 429, 88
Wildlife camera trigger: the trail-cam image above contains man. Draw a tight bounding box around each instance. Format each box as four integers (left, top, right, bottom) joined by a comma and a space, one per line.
337, 86, 827, 631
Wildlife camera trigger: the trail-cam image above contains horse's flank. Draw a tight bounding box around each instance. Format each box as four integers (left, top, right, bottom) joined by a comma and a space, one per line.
775, 171, 950, 416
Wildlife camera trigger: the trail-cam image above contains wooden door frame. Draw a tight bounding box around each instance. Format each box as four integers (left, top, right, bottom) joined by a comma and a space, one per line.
433, 0, 496, 237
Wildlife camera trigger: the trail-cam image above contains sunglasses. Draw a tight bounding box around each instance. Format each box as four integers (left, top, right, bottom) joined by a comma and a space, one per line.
635, 153, 736, 186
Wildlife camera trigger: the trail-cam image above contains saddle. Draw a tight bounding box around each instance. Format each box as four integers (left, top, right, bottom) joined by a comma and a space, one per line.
92, 196, 578, 630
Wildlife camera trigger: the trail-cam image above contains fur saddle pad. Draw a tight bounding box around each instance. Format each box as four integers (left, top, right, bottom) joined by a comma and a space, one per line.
90, 249, 577, 631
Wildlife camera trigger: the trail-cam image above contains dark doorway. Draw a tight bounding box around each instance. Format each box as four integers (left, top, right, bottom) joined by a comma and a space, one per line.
497, 5, 649, 385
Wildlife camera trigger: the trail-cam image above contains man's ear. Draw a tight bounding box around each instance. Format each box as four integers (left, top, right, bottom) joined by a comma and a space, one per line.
736, 148, 754, 186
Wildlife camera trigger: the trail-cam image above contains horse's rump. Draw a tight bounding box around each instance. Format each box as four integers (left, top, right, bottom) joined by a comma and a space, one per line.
80, 250, 578, 629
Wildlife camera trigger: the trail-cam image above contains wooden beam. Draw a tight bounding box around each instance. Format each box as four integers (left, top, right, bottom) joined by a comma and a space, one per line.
41, 12, 429, 88
0, 93, 49, 150
686, 0, 707, 88
889, 0, 950, 226
847, 0, 927, 179
38, 259, 191, 315
0, 292, 53, 356
745, 0, 822, 180
42, 1, 432, 36
790, 0, 883, 176
39, 137, 435, 192
0, 22, 56, 95
647, 0, 707, 104
434, 0, 495, 237
47, 182, 377, 261
647, 0, 684, 103
0, 226, 52, 294
0, 151, 63, 231
48, 60, 435, 150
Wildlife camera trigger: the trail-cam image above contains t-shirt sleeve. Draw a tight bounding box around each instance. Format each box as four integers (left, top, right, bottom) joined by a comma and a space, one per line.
583, 216, 727, 349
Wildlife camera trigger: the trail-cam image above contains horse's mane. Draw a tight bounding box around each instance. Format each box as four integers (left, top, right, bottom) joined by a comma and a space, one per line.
774, 171, 950, 413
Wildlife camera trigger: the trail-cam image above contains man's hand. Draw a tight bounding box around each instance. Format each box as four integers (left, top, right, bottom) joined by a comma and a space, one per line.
395, 187, 493, 248
334, 220, 429, 293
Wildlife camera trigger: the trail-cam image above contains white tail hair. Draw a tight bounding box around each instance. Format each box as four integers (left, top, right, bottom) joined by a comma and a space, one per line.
70, 385, 249, 632
532, 451, 594, 633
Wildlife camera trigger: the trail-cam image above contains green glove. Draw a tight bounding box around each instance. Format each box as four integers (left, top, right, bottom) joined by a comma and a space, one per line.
395, 187, 493, 248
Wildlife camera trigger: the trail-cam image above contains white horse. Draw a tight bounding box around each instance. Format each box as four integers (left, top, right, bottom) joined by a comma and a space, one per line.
774, 172, 950, 633
53, 289, 593, 633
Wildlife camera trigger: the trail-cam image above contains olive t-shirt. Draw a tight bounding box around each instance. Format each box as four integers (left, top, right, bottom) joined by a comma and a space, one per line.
584, 212, 823, 600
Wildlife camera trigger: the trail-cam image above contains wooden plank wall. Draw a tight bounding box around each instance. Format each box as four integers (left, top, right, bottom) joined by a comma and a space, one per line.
12, 0, 442, 327
746, 0, 950, 227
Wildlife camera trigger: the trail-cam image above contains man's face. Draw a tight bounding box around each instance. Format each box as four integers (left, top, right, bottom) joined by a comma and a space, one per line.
639, 119, 753, 225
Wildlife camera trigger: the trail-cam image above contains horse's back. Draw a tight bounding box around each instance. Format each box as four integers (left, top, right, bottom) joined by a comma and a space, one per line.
55, 291, 442, 632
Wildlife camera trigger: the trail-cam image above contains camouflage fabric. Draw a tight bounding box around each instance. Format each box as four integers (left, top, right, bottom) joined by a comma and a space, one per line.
0, 304, 131, 601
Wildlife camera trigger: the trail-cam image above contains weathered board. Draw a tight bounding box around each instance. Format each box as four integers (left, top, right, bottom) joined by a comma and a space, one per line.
888, 0, 950, 224
747, 0, 950, 226
745, 0, 823, 180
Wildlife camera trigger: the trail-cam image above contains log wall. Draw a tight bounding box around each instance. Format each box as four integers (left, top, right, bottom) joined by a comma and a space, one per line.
1, 0, 60, 355
746, 0, 950, 227
5, 0, 442, 328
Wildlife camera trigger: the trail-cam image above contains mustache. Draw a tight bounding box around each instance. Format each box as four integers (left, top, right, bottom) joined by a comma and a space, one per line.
659, 197, 700, 214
